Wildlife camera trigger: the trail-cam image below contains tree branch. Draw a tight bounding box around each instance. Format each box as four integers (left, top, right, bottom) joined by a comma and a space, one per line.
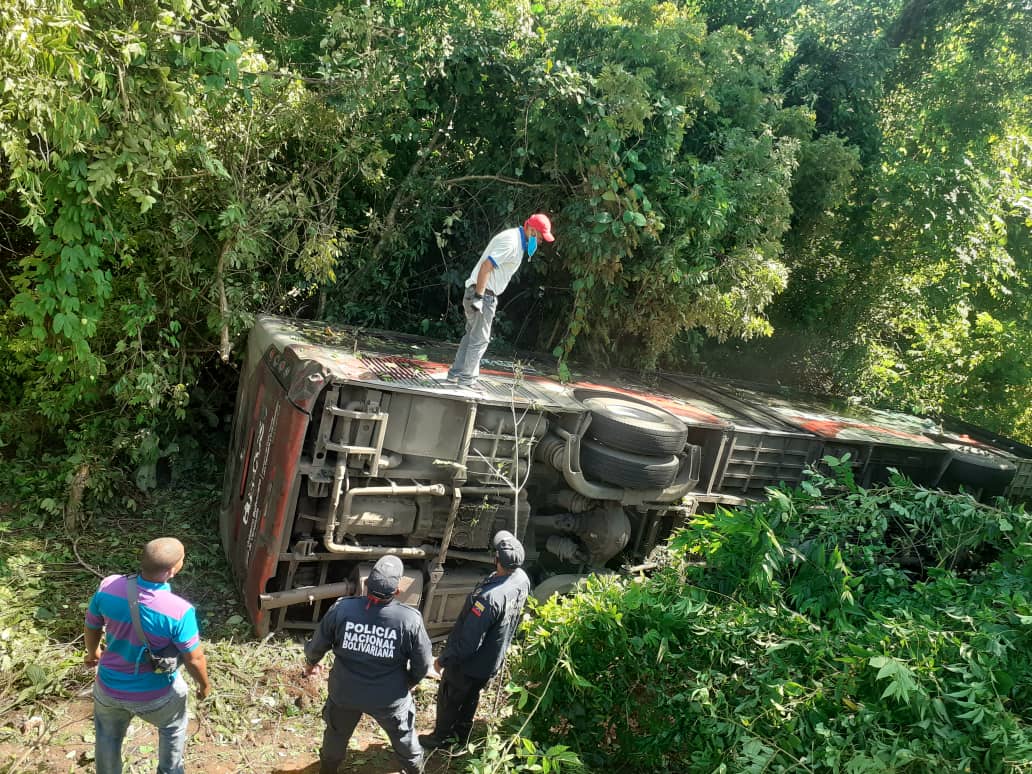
215, 240, 233, 362
440, 175, 555, 189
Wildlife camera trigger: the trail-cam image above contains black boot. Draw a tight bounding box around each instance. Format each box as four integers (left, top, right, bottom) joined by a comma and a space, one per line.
418, 733, 452, 750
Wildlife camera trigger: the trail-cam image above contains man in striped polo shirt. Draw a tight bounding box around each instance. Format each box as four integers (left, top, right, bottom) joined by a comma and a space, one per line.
84, 537, 211, 774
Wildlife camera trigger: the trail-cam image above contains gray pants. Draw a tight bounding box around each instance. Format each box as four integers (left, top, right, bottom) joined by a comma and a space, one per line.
320, 694, 422, 774
448, 285, 498, 385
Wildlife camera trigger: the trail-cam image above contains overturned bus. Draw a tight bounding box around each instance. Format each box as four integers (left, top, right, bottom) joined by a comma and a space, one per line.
220, 315, 1032, 636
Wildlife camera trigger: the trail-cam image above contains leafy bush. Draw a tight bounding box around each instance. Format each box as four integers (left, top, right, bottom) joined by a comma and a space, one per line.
514, 466, 1032, 771
462, 731, 583, 774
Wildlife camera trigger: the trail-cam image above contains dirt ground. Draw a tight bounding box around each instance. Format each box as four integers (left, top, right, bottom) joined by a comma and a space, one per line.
0, 666, 501, 774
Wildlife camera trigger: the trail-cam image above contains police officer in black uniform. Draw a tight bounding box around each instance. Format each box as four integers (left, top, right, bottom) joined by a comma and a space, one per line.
303, 555, 433, 774
420, 530, 531, 749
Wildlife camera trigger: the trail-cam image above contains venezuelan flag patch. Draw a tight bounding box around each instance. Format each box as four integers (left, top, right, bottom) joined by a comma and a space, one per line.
471, 600, 486, 617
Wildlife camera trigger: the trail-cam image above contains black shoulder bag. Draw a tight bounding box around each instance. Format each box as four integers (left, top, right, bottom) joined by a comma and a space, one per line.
126, 574, 184, 675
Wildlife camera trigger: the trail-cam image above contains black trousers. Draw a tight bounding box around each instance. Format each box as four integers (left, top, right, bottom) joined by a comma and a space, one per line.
320, 695, 422, 774
432, 668, 490, 743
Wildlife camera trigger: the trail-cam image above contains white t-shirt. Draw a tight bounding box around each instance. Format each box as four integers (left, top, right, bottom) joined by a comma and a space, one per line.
465, 227, 526, 295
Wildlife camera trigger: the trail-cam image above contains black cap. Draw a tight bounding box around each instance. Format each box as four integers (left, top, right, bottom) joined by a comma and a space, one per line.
493, 530, 525, 569
366, 555, 403, 599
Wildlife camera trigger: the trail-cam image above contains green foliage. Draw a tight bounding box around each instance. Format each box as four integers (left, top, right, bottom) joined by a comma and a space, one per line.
502, 3, 809, 367
514, 468, 1032, 771
718, 0, 1032, 443
0, 0, 377, 484
2, 0, 1030, 496
463, 731, 583, 774
0, 546, 84, 717
264, 0, 832, 369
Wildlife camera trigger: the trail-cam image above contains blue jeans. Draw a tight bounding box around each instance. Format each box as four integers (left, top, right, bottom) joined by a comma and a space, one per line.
448, 285, 498, 385
93, 677, 189, 774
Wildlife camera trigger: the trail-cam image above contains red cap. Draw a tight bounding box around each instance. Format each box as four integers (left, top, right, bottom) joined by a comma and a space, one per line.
524, 213, 555, 242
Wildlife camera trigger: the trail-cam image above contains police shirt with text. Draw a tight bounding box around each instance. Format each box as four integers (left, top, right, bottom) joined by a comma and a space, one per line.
305, 596, 432, 708
440, 568, 530, 680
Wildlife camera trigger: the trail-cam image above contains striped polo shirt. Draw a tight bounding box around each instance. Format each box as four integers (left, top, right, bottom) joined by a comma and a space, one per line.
85, 574, 201, 702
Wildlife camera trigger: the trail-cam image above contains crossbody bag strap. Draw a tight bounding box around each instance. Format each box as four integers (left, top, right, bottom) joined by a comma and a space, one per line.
125, 574, 152, 674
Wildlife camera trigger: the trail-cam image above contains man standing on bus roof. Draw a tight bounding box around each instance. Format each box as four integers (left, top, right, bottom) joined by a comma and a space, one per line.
446, 213, 556, 389
420, 530, 531, 749
303, 555, 433, 774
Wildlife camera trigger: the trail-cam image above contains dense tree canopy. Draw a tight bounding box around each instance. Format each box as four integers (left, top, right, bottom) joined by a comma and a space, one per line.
1, 0, 1029, 490
715, 0, 1032, 440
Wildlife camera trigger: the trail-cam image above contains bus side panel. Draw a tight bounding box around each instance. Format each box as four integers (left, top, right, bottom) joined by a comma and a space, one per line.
222, 349, 323, 635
